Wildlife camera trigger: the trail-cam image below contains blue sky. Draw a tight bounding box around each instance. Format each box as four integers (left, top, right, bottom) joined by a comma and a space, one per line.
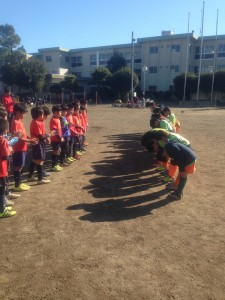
0, 0, 224, 53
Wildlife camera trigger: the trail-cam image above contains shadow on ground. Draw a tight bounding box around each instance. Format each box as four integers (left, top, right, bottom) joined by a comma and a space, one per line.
67, 132, 174, 222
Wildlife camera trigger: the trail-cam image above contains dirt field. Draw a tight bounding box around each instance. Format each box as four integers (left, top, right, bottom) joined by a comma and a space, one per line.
0, 104, 225, 300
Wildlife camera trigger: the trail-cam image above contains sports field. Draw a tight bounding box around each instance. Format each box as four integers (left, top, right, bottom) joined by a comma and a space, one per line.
1, 104, 225, 300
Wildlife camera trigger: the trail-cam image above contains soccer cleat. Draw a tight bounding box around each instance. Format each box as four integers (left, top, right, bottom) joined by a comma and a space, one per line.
76, 151, 83, 156
27, 176, 38, 182
56, 164, 63, 170
13, 184, 30, 192
69, 157, 75, 161
0, 209, 17, 219
37, 179, 50, 184
51, 165, 61, 172
7, 192, 21, 199
162, 176, 174, 183
6, 199, 15, 206
65, 158, 73, 164
21, 183, 31, 189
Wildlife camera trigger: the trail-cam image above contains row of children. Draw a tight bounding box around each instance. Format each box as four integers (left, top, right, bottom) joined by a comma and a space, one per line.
142, 103, 197, 201
0, 100, 88, 219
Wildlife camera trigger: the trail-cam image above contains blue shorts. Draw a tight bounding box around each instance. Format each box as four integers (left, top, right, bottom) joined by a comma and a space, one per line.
32, 141, 46, 160
12, 151, 27, 168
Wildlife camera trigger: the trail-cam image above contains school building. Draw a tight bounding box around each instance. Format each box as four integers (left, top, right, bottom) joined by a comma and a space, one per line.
30, 31, 225, 96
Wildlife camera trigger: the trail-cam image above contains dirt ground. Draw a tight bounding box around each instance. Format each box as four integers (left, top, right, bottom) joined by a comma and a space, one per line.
0, 104, 225, 300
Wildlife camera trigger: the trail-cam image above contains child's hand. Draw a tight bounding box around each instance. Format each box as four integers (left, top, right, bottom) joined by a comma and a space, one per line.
30, 138, 38, 145
61, 137, 64, 142
50, 130, 57, 136
46, 137, 51, 144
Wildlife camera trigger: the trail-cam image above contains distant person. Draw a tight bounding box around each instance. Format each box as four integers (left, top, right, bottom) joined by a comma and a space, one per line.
1, 89, 14, 128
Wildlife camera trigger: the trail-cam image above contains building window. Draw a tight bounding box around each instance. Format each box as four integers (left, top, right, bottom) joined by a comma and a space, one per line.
194, 66, 199, 74
216, 64, 225, 71
72, 72, 82, 77
149, 85, 157, 92
170, 65, 179, 72
218, 44, 225, 58
134, 58, 142, 63
171, 44, 180, 52
46, 56, 52, 62
150, 46, 158, 54
90, 54, 97, 65
71, 56, 83, 67
195, 45, 215, 59
65, 56, 70, 63
149, 66, 158, 73
99, 53, 112, 65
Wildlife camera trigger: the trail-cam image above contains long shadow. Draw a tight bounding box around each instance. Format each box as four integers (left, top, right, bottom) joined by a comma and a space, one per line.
67, 132, 172, 222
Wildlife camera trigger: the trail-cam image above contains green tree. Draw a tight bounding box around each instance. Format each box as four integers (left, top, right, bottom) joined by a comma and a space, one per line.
106, 51, 127, 73
0, 24, 21, 65
16, 61, 47, 95
109, 67, 138, 100
91, 67, 112, 101
60, 74, 77, 92
214, 71, 225, 93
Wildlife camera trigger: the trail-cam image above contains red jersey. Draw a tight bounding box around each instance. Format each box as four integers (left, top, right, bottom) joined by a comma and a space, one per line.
73, 113, 83, 135
66, 114, 77, 137
50, 117, 62, 142
80, 112, 87, 132
0, 136, 10, 177
10, 118, 28, 152
2, 94, 13, 113
30, 120, 46, 139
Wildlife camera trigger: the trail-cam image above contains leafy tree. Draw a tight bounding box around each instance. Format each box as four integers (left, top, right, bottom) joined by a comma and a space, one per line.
15, 61, 47, 95
60, 75, 78, 92
91, 67, 112, 85
106, 51, 127, 73
214, 71, 225, 93
109, 67, 138, 100
199, 73, 213, 93
0, 24, 21, 66
50, 84, 62, 94
173, 72, 197, 100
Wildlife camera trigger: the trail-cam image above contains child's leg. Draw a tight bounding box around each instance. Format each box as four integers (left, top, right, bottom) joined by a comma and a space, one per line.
68, 137, 73, 158
0, 185, 6, 213
60, 140, 66, 164
28, 161, 36, 178
13, 152, 26, 187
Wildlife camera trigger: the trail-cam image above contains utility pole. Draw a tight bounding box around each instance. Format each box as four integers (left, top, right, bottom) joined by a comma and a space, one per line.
131, 31, 135, 104
197, 1, 205, 101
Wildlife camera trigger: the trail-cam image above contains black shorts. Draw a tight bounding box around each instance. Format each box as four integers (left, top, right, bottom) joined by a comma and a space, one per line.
32, 141, 46, 160
51, 141, 61, 152
12, 151, 27, 168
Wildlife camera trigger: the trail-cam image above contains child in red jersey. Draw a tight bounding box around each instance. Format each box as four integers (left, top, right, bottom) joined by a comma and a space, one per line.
50, 105, 63, 171
1, 89, 14, 128
79, 106, 88, 151
27, 106, 51, 184
10, 103, 37, 192
66, 104, 76, 162
0, 119, 17, 218
73, 102, 84, 159
80, 99, 89, 146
